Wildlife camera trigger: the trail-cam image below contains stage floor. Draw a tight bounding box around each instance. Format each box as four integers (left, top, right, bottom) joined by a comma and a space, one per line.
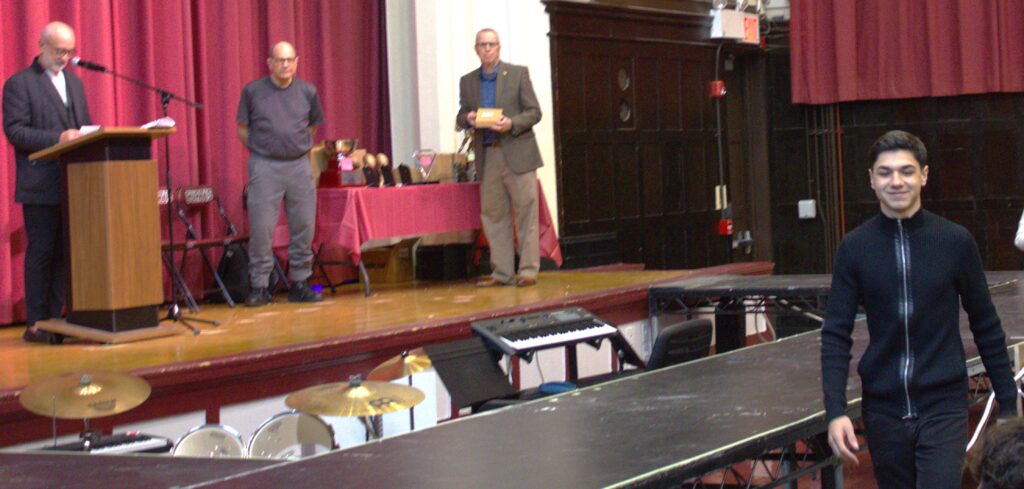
0, 263, 772, 446
1, 270, 686, 390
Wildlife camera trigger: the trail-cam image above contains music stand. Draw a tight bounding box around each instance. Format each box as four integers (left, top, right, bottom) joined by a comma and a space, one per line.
423, 338, 516, 410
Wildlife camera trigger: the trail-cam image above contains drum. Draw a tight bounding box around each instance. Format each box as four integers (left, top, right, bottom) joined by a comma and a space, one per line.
171, 424, 246, 458
248, 410, 336, 460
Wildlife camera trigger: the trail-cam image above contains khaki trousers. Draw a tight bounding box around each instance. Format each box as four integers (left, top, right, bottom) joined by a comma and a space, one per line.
481, 146, 539, 283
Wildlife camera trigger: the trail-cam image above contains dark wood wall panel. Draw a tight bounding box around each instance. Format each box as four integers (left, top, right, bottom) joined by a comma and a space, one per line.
661, 61, 683, 130
588, 143, 616, 221
547, 0, 749, 271
615, 145, 641, 219
635, 58, 659, 130
561, 143, 589, 227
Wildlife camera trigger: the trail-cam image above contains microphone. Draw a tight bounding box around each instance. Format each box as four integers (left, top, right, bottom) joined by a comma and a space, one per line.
71, 57, 108, 72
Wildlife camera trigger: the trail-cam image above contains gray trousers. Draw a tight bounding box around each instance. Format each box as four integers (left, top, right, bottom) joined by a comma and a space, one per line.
481, 146, 539, 283
246, 153, 316, 287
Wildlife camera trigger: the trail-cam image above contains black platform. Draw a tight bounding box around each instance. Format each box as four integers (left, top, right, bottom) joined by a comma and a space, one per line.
5, 273, 1022, 489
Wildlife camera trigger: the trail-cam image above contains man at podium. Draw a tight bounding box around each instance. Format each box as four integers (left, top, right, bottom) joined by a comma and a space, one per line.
2, 21, 92, 343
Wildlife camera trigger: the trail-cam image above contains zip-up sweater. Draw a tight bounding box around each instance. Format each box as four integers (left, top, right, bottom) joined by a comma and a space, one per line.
821, 209, 1018, 422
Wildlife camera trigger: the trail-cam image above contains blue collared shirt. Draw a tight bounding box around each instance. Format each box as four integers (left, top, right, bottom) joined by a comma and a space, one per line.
480, 66, 498, 145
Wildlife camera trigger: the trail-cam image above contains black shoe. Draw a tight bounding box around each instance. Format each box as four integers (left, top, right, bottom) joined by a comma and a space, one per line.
245, 287, 271, 307
22, 327, 49, 344
288, 281, 323, 303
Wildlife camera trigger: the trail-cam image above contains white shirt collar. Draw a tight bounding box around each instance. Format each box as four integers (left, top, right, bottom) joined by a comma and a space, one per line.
46, 69, 68, 106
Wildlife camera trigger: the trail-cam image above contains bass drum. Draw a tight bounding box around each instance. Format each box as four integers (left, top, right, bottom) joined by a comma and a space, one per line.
248, 410, 336, 460
171, 424, 246, 458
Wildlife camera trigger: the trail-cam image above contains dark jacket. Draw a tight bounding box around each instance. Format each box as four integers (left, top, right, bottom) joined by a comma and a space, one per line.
3, 57, 91, 205
821, 209, 1018, 422
455, 61, 543, 177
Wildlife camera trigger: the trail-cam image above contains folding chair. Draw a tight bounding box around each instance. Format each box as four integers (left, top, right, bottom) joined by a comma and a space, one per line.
162, 186, 245, 308
159, 188, 201, 312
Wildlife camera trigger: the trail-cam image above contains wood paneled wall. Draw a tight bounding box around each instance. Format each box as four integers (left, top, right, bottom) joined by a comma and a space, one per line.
545, 0, 769, 270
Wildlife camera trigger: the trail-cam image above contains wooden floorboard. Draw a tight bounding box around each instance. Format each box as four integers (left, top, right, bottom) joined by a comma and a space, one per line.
1, 270, 682, 390
0, 263, 772, 446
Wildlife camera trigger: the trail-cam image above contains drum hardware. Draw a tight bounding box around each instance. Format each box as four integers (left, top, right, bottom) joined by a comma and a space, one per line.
367, 348, 432, 431
18, 371, 151, 448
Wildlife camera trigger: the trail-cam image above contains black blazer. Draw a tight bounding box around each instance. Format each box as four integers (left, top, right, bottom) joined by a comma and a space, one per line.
3, 57, 92, 205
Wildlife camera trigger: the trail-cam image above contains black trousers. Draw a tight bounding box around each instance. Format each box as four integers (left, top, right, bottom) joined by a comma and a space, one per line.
863, 408, 967, 489
22, 204, 66, 326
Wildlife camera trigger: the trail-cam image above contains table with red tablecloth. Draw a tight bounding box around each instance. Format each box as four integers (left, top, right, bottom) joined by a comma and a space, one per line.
287, 183, 560, 292
312, 182, 560, 265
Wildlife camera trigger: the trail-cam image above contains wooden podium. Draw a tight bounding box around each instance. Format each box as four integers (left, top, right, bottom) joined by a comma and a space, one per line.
29, 128, 178, 343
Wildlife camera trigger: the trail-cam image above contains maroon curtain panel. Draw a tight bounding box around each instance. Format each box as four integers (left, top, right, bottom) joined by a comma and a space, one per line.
0, 0, 390, 325
790, 0, 1024, 104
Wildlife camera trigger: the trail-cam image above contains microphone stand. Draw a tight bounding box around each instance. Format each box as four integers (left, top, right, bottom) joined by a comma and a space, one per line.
79, 63, 218, 334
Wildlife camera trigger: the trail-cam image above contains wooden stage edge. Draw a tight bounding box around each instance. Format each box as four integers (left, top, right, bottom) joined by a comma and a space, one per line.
0, 262, 772, 447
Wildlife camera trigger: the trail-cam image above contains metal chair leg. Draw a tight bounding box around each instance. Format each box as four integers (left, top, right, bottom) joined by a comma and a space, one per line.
272, 253, 289, 292
163, 249, 200, 312
196, 246, 235, 307
358, 260, 371, 297
312, 243, 337, 294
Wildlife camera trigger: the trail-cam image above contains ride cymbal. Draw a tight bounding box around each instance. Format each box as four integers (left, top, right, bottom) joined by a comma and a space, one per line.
286, 376, 424, 417
19, 371, 151, 419
367, 348, 432, 381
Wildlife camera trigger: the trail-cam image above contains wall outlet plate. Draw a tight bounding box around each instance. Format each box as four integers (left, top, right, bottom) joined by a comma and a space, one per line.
798, 199, 816, 219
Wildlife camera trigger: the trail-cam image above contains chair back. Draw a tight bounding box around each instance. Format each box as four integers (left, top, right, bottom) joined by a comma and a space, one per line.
176, 185, 217, 207
647, 318, 713, 369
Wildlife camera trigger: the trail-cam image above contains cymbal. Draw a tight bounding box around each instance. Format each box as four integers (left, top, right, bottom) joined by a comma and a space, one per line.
286, 377, 425, 417
367, 348, 432, 381
19, 371, 151, 419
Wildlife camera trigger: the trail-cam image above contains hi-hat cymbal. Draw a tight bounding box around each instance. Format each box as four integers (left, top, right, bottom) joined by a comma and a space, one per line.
19, 371, 151, 419
286, 377, 425, 417
367, 348, 432, 381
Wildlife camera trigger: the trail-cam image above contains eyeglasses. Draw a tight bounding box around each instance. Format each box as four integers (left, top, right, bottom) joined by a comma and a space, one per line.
271, 57, 297, 65
47, 44, 76, 57
476, 42, 499, 49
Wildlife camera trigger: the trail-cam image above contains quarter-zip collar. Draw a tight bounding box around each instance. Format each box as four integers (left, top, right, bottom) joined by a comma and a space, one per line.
878, 208, 928, 237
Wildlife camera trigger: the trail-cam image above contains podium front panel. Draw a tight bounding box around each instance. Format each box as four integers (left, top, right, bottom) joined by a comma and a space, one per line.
67, 160, 163, 311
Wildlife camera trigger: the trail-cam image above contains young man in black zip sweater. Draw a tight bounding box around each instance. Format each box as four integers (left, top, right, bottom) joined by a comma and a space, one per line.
821, 130, 1019, 488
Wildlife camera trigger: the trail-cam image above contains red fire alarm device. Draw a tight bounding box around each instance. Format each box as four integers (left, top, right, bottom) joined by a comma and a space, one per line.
710, 80, 726, 98
717, 218, 733, 236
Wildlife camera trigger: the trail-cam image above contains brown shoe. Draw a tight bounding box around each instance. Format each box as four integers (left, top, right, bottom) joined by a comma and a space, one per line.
515, 276, 537, 287
476, 277, 510, 287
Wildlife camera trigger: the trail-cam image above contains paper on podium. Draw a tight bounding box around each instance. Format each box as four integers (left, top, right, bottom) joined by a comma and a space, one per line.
79, 125, 101, 135
141, 117, 176, 129
475, 108, 502, 129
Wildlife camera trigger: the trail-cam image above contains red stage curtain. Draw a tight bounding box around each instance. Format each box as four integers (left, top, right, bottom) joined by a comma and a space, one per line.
790, 0, 1024, 104
0, 0, 390, 325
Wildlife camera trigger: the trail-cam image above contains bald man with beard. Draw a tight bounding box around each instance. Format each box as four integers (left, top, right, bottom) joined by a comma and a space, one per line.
3, 21, 92, 342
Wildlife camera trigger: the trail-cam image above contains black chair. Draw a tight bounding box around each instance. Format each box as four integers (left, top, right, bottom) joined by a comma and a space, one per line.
162, 186, 244, 308
647, 319, 713, 369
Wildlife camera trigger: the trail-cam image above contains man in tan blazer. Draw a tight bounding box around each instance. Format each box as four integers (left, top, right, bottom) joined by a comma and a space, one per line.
456, 28, 543, 287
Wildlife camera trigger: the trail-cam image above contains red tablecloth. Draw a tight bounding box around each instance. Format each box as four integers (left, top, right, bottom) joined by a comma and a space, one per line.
308, 182, 562, 266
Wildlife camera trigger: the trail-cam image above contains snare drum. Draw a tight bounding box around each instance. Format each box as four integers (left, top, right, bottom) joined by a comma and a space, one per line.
248, 410, 336, 460
171, 424, 246, 458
